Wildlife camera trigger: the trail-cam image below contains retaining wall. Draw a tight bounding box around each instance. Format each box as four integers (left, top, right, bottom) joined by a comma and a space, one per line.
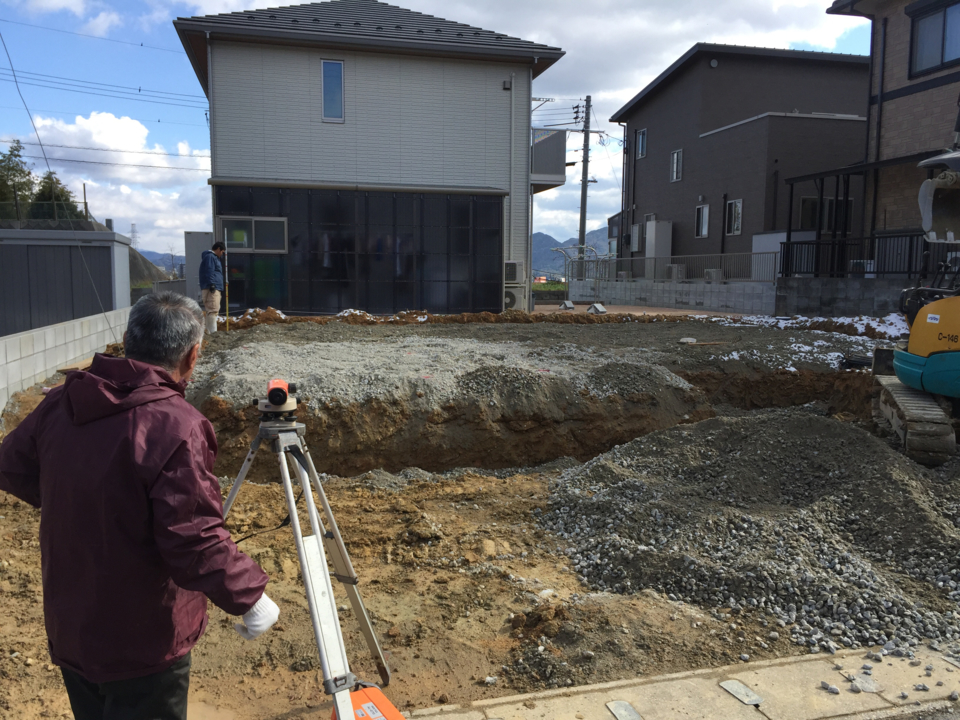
570, 279, 776, 315
0, 308, 130, 412
775, 278, 904, 318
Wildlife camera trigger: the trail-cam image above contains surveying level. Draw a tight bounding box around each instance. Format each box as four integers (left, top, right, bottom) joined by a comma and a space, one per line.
224, 379, 401, 720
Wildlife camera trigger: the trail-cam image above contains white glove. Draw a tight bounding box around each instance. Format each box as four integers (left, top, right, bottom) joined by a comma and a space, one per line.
235, 593, 280, 640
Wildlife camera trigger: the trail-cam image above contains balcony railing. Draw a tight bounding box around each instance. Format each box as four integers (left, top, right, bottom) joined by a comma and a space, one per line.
568, 252, 779, 284
780, 232, 934, 278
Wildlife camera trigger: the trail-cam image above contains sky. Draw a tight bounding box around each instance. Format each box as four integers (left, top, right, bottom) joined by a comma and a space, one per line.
0, 0, 870, 255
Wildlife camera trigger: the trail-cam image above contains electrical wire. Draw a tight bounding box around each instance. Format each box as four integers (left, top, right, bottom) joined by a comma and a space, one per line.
2, 138, 210, 159
6, 68, 206, 99
0, 76, 208, 109
593, 107, 622, 192
0, 18, 185, 54
2, 30, 120, 343
0, 104, 208, 127
19, 154, 210, 171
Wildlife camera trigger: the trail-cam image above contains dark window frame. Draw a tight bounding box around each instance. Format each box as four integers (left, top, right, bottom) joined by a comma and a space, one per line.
322, 59, 346, 123
695, 204, 709, 238
635, 128, 647, 159
670, 149, 682, 182
219, 216, 289, 253
908, 0, 960, 78
725, 199, 743, 236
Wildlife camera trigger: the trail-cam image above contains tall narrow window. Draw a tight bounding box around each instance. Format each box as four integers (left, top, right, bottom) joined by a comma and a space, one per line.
636, 128, 647, 159
725, 199, 742, 235
322, 60, 344, 122
695, 205, 709, 238
670, 149, 682, 182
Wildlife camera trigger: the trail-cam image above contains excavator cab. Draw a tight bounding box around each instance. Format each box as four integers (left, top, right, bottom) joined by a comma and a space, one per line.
893, 149, 960, 397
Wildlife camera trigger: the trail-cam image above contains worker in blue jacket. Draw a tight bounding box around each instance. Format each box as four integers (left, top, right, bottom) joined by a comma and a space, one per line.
199, 243, 225, 333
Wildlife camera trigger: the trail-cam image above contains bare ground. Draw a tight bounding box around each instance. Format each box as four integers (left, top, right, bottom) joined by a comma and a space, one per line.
0, 315, 904, 719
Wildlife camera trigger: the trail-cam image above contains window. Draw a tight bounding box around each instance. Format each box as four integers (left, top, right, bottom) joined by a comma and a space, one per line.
725, 199, 742, 235
322, 60, 344, 122
911, 2, 960, 74
220, 217, 288, 253
635, 128, 647, 159
799, 197, 854, 233
695, 205, 709, 238
670, 149, 682, 182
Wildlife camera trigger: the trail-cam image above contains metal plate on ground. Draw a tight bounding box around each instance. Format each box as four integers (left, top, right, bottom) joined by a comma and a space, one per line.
720, 680, 762, 705
606, 700, 644, 720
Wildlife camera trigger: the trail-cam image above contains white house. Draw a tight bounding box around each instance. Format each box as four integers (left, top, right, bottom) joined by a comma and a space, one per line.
174, 0, 565, 314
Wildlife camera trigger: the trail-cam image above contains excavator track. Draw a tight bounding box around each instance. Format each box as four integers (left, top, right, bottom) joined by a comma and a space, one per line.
877, 376, 956, 466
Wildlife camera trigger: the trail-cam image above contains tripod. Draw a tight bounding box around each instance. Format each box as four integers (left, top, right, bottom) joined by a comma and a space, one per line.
222, 387, 391, 720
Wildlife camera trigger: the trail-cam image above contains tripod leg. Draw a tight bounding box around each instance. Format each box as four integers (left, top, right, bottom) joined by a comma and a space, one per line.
277, 440, 355, 720
222, 436, 262, 519
296, 446, 392, 687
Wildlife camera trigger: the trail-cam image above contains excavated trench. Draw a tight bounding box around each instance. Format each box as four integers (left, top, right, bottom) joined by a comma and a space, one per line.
200, 368, 878, 481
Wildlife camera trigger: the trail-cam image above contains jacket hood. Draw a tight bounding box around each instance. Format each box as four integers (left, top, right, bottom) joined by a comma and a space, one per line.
62, 354, 187, 425
202, 250, 215, 258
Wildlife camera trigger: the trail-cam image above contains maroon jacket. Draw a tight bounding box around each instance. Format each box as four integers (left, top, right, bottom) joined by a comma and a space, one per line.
0, 354, 268, 682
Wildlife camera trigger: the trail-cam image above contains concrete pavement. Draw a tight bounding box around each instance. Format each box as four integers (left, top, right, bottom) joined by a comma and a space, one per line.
407, 646, 960, 720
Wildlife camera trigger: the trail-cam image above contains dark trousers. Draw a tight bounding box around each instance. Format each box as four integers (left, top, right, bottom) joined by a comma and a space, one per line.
61, 653, 191, 720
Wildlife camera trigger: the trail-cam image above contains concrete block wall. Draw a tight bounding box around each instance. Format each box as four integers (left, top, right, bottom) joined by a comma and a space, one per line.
570, 279, 776, 315
0, 308, 130, 412
775, 278, 904, 318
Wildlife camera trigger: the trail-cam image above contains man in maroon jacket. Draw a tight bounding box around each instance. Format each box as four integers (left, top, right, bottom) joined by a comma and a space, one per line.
0, 292, 279, 720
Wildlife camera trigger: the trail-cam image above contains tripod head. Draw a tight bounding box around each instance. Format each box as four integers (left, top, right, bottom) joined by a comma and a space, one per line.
252, 378, 300, 418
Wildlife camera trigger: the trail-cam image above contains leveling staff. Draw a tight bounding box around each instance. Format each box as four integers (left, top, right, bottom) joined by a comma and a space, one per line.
0, 293, 279, 720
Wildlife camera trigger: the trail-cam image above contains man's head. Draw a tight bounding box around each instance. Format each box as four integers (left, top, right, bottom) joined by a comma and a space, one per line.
212, 242, 225, 258
124, 292, 204, 382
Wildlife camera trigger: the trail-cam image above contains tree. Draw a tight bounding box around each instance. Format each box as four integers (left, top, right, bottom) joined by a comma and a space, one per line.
0, 139, 36, 209
28, 171, 84, 220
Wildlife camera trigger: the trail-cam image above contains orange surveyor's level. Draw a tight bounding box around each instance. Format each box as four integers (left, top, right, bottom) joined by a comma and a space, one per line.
331, 686, 404, 720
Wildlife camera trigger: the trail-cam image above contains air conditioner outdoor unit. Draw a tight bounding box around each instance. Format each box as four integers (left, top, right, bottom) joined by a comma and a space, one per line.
704, 268, 723, 283
848, 259, 876, 279
504, 260, 524, 284
665, 264, 686, 280
503, 286, 528, 312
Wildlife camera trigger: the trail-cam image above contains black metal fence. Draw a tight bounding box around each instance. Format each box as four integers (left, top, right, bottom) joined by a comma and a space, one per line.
779, 233, 942, 278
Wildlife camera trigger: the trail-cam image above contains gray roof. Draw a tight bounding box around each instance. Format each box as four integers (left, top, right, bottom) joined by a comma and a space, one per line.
609, 43, 869, 123
174, 0, 564, 93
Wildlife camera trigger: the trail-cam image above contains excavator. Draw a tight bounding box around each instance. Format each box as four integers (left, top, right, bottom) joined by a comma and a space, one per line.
880, 145, 960, 466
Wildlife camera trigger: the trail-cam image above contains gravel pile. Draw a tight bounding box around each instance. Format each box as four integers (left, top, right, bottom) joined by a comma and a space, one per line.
190, 337, 692, 409
540, 409, 960, 656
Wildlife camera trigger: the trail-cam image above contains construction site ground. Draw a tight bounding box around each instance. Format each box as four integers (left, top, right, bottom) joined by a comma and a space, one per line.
6, 310, 960, 720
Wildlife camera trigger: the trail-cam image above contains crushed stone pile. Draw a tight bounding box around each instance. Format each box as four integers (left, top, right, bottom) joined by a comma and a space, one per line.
540, 409, 960, 656
190, 338, 693, 408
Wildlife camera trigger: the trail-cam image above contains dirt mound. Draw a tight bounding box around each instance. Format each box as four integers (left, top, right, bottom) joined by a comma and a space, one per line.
542, 410, 960, 655
222, 306, 691, 331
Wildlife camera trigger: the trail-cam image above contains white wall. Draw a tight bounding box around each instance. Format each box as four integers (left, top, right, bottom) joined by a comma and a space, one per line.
0, 309, 129, 413
209, 39, 532, 273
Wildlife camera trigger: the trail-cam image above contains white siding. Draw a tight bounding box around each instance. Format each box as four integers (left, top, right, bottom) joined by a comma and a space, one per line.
210, 40, 531, 274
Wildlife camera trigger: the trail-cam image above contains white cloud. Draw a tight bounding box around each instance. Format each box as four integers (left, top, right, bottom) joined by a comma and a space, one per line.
2, 0, 87, 16
80, 10, 123, 36
12, 112, 212, 254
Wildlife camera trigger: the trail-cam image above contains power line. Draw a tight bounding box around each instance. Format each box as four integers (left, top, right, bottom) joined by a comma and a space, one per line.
0, 75, 208, 109
19, 154, 211, 171
0, 104, 208, 128
0, 29, 118, 344
593, 106, 622, 192
1, 138, 210, 159
0, 18, 185, 54
7, 68, 206, 99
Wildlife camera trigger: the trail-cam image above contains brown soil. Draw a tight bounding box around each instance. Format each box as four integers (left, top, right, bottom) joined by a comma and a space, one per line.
0, 315, 892, 719
0, 468, 807, 720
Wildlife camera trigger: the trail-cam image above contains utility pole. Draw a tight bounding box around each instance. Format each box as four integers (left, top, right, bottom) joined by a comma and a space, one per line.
578, 95, 592, 264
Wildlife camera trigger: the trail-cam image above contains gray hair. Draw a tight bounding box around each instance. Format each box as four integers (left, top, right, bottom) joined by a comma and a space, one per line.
125, 292, 204, 371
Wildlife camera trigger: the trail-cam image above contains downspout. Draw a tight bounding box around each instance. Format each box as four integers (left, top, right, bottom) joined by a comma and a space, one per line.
527, 68, 533, 308
720, 192, 727, 255
870, 17, 887, 239
509, 71, 516, 266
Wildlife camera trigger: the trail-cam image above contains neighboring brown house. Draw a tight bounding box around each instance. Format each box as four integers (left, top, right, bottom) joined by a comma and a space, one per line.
610, 44, 870, 267
826, 0, 960, 234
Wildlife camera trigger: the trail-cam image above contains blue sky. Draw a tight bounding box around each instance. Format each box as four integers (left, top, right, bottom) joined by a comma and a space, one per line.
0, 1, 870, 254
